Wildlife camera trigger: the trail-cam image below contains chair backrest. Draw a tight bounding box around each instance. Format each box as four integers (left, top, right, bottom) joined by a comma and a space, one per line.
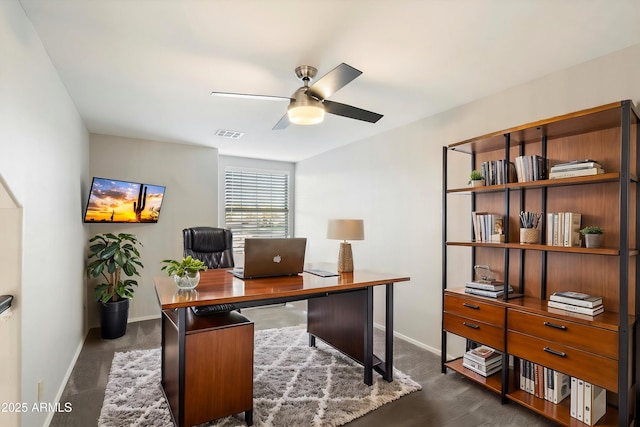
182, 227, 235, 269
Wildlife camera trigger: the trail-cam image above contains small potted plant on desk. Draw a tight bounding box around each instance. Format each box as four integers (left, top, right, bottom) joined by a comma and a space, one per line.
161, 256, 208, 290
469, 170, 485, 187
86, 233, 143, 339
580, 225, 604, 248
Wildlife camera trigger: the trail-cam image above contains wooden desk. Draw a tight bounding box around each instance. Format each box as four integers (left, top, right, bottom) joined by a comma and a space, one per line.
155, 268, 410, 426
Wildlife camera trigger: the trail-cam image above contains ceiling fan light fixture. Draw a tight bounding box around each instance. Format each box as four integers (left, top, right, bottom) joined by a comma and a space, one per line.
288, 104, 325, 125
287, 88, 325, 125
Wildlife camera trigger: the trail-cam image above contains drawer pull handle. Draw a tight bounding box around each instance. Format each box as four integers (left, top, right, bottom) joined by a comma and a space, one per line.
463, 303, 480, 309
463, 322, 479, 329
543, 347, 566, 358
543, 321, 567, 330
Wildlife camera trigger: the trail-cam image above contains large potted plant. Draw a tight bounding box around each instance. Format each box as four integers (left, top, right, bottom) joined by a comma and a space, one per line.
86, 233, 143, 339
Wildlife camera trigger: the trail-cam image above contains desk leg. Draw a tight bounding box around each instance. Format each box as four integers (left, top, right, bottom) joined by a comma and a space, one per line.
364, 286, 373, 386
371, 283, 394, 382
384, 283, 394, 382
177, 307, 187, 427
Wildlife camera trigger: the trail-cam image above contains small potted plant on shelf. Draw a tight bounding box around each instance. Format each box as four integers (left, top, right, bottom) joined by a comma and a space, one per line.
86, 233, 143, 339
468, 170, 485, 187
580, 225, 604, 248
161, 256, 208, 290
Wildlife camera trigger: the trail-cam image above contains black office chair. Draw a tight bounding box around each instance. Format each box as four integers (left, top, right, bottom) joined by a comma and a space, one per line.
182, 226, 235, 269
183, 227, 240, 316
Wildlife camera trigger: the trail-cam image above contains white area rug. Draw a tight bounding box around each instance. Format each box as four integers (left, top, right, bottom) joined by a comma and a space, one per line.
98, 326, 422, 426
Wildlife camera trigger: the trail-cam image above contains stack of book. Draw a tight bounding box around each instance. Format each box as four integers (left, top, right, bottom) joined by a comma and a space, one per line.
514, 154, 548, 182
519, 359, 570, 404
547, 291, 604, 317
465, 280, 513, 298
546, 212, 581, 247
571, 377, 607, 425
471, 212, 504, 243
479, 159, 517, 185
462, 345, 502, 377
549, 160, 604, 179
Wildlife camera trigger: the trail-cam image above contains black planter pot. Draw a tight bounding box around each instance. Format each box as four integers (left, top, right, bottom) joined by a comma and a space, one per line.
99, 298, 130, 339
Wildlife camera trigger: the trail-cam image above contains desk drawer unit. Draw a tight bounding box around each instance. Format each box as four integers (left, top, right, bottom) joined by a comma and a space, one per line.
444, 294, 505, 350
507, 309, 618, 392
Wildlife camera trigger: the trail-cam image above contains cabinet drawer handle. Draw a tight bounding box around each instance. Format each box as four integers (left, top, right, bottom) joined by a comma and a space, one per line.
543, 347, 567, 358
463, 322, 479, 329
543, 321, 567, 330
463, 303, 480, 309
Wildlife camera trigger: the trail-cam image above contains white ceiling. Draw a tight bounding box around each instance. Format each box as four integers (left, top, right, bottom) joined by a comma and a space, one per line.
18, 0, 640, 162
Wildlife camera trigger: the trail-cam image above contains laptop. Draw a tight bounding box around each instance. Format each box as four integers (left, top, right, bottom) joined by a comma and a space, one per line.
231, 237, 307, 279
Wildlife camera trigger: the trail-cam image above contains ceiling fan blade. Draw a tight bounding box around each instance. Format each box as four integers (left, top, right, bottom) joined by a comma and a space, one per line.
272, 112, 290, 130
306, 63, 362, 101
323, 100, 383, 123
211, 91, 291, 102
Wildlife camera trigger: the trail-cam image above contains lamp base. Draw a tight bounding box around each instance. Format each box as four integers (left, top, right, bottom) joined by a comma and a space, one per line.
337, 242, 354, 273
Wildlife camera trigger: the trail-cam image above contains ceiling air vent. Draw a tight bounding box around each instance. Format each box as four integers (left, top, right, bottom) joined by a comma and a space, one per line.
215, 129, 244, 139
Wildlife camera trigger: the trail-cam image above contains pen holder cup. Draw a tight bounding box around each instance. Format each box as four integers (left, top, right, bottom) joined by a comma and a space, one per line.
520, 228, 540, 244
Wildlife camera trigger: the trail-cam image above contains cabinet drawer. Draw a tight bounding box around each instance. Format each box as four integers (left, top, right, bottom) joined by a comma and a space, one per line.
444, 294, 505, 327
508, 309, 617, 359
444, 312, 504, 350
508, 330, 617, 392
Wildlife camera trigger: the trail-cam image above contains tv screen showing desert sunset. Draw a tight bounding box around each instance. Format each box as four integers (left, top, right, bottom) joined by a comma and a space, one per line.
84, 178, 166, 223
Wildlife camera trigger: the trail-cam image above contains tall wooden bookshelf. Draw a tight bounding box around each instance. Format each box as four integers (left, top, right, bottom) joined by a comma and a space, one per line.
441, 100, 639, 427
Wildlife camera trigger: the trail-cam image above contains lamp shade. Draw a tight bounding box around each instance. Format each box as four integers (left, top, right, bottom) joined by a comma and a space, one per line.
327, 219, 364, 241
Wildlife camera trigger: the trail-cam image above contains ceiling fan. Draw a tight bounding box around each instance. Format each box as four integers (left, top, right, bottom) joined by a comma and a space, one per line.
211, 63, 383, 130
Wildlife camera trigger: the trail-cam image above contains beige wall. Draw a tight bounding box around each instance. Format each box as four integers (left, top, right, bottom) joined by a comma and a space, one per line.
1, 1, 90, 426
0, 178, 22, 427
296, 43, 640, 355
88, 135, 219, 326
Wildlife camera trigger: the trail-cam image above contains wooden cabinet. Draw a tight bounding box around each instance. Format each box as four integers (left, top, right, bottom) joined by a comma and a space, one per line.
162, 309, 254, 427
441, 100, 639, 427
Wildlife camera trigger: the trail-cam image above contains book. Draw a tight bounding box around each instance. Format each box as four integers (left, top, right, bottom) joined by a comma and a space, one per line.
465, 280, 506, 291
464, 286, 513, 298
462, 361, 501, 377
549, 167, 605, 179
583, 381, 606, 426
547, 300, 604, 316
550, 292, 603, 308
547, 307, 604, 321
577, 378, 585, 421
462, 357, 501, 373
551, 160, 602, 172
551, 371, 571, 404
570, 377, 578, 418
463, 346, 501, 364
563, 212, 581, 247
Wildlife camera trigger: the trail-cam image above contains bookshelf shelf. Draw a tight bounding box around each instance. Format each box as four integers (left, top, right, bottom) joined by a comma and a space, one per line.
442, 100, 639, 427
447, 172, 623, 194
444, 358, 502, 394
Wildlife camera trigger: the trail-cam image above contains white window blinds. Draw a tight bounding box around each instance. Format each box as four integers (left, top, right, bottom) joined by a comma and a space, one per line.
224, 169, 290, 250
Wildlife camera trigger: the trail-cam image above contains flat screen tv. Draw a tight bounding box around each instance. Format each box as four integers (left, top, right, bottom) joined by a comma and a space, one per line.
83, 177, 166, 223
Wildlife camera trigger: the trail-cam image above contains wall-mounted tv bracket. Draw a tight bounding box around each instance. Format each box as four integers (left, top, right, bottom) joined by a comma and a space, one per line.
0, 295, 13, 316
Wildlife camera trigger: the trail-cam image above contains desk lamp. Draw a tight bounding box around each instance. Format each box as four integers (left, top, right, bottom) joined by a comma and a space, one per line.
327, 219, 364, 273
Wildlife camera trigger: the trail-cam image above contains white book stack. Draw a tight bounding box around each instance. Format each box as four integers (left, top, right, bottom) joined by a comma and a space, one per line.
548, 291, 604, 317
462, 345, 501, 377
571, 378, 607, 425
549, 160, 604, 180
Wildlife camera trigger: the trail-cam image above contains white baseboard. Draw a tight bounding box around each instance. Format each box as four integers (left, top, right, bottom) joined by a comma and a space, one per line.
45, 336, 85, 426
128, 313, 161, 323
373, 322, 441, 357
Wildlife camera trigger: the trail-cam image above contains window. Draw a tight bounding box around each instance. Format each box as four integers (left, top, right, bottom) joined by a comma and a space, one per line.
224, 168, 290, 250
